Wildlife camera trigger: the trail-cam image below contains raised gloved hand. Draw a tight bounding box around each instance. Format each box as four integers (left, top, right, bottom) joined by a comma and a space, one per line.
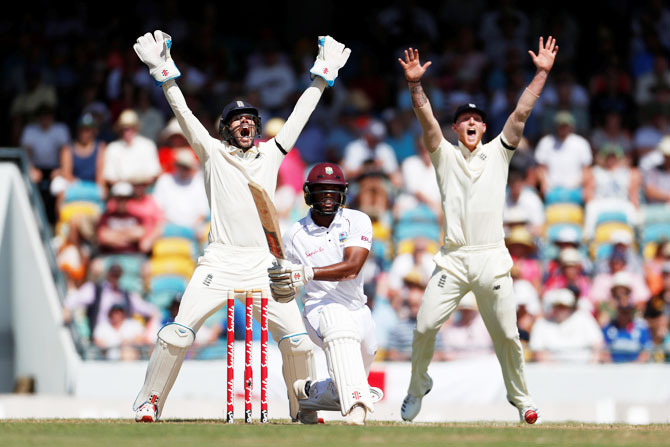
133, 30, 181, 86
310, 35, 351, 87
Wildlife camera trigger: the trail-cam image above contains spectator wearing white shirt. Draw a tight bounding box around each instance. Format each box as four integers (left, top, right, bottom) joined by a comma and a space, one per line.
152, 149, 209, 232
504, 168, 545, 237
93, 304, 147, 361
530, 288, 604, 363
342, 118, 402, 187
20, 104, 71, 224
535, 111, 592, 196
102, 109, 162, 188
395, 136, 442, 220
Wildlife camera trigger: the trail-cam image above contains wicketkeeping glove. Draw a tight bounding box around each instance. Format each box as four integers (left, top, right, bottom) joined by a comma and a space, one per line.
133, 30, 181, 86
310, 35, 351, 87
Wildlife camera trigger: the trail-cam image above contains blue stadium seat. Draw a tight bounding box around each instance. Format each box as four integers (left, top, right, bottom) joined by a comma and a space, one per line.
63, 181, 104, 206
641, 222, 670, 246
642, 204, 670, 226
544, 186, 583, 206
595, 210, 629, 227
393, 205, 441, 245
147, 275, 187, 308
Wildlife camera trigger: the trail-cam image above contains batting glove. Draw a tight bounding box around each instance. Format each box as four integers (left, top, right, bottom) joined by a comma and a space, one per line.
310, 35, 351, 87
268, 260, 314, 289
269, 282, 297, 303
133, 30, 181, 86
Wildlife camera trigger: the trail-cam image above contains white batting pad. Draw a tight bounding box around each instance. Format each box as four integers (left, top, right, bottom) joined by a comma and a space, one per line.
132, 323, 195, 418
278, 333, 317, 419
320, 304, 373, 415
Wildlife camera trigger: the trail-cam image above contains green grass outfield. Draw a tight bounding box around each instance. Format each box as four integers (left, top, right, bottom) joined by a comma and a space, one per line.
0, 419, 670, 447
2, 420, 670, 447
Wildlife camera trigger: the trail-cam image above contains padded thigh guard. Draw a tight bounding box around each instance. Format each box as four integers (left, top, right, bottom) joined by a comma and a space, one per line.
320, 304, 374, 415
279, 333, 317, 419
132, 323, 195, 417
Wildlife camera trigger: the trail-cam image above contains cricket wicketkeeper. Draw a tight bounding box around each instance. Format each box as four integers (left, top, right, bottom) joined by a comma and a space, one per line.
131, 30, 350, 423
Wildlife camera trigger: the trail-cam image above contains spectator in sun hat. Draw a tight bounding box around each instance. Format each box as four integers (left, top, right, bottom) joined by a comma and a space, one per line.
535, 110, 592, 195
530, 288, 604, 363
102, 108, 161, 187
642, 135, 670, 204
544, 247, 592, 307
505, 225, 542, 292
602, 277, 653, 363
590, 253, 651, 314
594, 229, 643, 275
153, 148, 209, 232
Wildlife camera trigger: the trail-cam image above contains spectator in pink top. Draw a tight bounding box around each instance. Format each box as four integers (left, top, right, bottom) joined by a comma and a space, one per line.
544, 247, 592, 308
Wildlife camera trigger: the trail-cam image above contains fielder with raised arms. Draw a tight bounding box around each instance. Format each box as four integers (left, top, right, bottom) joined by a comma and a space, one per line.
397, 36, 558, 424
132, 30, 350, 423
268, 163, 383, 425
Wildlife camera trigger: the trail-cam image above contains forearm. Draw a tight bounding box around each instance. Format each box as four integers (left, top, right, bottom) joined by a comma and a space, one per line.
162, 80, 213, 161
275, 77, 327, 150
408, 81, 442, 151
503, 70, 548, 147
313, 260, 362, 281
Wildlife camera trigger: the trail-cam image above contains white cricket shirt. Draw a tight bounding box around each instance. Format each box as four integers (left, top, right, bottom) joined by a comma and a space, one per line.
283, 208, 372, 312
162, 80, 323, 248
431, 133, 515, 248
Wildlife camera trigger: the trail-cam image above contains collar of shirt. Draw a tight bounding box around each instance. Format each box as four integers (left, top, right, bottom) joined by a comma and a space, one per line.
305, 208, 344, 233
457, 139, 484, 160
229, 144, 260, 160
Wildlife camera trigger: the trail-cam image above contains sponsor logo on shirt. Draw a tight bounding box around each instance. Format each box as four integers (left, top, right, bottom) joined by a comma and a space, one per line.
478, 152, 487, 161
339, 232, 348, 242
352, 390, 361, 400
361, 235, 370, 243
305, 247, 324, 257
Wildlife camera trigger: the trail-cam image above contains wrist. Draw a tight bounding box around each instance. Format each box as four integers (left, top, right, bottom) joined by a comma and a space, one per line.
304, 265, 314, 282
407, 79, 421, 84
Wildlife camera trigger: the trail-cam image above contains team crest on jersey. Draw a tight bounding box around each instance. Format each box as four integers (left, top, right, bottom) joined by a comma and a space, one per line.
325, 166, 333, 175
339, 232, 348, 242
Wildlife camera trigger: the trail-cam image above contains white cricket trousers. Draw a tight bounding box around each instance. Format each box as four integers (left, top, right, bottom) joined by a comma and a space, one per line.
408, 241, 534, 410
175, 243, 306, 338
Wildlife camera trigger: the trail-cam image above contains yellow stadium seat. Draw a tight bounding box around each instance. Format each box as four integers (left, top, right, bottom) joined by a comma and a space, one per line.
152, 237, 195, 259
58, 201, 102, 223
593, 222, 634, 245
545, 203, 584, 226
643, 241, 657, 261
147, 255, 195, 279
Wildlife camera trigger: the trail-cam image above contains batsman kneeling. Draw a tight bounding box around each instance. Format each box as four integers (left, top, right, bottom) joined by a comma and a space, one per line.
268, 163, 383, 425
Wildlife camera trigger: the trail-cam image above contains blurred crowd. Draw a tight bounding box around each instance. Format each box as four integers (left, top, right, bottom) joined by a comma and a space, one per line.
4, 1, 670, 363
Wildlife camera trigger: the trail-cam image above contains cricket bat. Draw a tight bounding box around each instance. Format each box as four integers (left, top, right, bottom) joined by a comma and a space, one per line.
248, 180, 286, 260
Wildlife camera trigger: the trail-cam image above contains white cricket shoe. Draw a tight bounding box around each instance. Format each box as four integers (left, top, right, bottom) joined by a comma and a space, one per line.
400, 376, 433, 422
346, 404, 367, 426
520, 406, 541, 425
370, 386, 384, 403
135, 403, 158, 422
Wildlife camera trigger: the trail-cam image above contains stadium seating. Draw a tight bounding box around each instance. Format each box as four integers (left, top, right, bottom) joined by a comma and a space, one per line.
146, 275, 187, 308
545, 203, 584, 227
543, 186, 583, 206
393, 205, 441, 250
